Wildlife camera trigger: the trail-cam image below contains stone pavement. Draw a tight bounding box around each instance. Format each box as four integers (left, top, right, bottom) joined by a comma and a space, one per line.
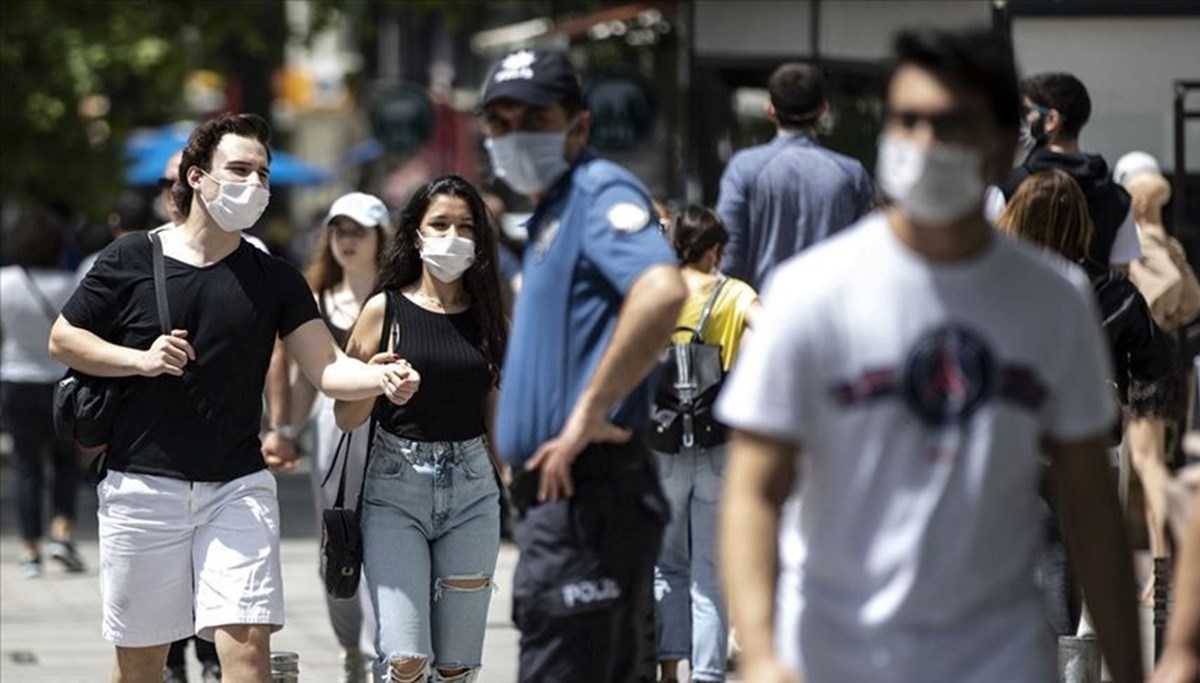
0, 457, 521, 681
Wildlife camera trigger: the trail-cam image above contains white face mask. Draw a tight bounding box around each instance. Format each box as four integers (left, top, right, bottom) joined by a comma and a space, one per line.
485, 131, 570, 196
200, 170, 270, 232
876, 134, 984, 226
419, 235, 476, 283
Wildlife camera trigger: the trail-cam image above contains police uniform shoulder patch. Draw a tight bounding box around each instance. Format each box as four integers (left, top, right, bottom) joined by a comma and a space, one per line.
606, 202, 651, 233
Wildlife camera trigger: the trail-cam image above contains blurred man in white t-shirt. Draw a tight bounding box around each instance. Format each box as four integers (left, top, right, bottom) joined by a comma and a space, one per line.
717, 26, 1142, 683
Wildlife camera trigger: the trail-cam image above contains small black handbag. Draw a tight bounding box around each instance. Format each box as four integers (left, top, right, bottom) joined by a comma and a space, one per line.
53, 231, 171, 453
320, 421, 375, 600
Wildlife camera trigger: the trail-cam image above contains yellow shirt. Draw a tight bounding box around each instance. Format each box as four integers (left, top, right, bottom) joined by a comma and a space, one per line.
671, 276, 759, 370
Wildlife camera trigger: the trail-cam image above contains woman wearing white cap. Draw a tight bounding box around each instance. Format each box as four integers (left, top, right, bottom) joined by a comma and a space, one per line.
288, 191, 392, 682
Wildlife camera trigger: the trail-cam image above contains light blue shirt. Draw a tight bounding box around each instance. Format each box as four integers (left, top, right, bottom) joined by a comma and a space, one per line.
716, 132, 873, 290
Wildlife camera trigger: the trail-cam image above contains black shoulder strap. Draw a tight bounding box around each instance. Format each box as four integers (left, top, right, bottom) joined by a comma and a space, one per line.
19, 267, 59, 323
320, 415, 378, 513
692, 276, 729, 338
150, 231, 171, 334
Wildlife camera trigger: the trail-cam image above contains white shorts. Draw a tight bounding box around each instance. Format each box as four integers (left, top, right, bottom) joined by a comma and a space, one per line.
98, 469, 284, 647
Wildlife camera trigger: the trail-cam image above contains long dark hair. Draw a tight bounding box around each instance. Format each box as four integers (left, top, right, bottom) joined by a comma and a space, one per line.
375, 175, 508, 385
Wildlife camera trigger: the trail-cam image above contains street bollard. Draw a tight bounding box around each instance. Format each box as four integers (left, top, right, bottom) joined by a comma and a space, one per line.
1058, 635, 1101, 683
270, 651, 300, 683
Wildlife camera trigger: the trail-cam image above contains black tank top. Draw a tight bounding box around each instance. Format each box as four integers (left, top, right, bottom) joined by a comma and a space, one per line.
317, 289, 351, 349
373, 290, 490, 442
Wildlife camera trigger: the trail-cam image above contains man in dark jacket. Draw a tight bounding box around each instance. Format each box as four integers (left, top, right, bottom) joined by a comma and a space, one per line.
1002, 72, 1141, 269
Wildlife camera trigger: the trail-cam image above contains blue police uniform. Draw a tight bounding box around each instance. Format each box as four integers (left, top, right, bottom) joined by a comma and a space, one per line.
496, 150, 676, 466
500, 150, 676, 683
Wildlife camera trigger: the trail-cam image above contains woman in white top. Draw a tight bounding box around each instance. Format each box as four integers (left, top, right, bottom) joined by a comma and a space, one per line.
286, 192, 391, 682
0, 207, 86, 577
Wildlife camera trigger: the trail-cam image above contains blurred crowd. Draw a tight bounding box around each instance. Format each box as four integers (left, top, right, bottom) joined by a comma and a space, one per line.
1, 21, 1198, 683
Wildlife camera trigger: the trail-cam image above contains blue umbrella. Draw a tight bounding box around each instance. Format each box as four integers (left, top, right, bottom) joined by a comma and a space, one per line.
123, 124, 334, 186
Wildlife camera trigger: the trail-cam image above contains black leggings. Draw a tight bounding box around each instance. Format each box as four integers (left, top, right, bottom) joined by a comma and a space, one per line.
0, 382, 79, 542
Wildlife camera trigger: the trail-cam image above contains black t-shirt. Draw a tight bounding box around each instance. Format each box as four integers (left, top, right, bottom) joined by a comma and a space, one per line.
373, 290, 491, 442
62, 232, 319, 481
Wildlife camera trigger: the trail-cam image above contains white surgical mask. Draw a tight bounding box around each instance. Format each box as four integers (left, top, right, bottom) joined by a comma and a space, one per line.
200, 170, 270, 232
420, 235, 476, 283
876, 134, 984, 226
485, 132, 570, 196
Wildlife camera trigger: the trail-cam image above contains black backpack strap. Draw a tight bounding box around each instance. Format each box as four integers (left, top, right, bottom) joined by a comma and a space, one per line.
150, 230, 171, 334
19, 267, 59, 323
692, 276, 729, 338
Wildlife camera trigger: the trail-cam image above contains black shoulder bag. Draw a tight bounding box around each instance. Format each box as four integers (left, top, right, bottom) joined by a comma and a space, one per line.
319, 424, 375, 599
319, 292, 398, 599
53, 231, 171, 461
647, 277, 729, 453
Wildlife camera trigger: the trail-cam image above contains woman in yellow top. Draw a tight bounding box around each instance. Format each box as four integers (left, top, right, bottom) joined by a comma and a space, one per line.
654, 205, 758, 683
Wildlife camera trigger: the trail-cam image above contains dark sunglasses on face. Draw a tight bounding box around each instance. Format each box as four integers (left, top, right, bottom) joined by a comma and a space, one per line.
157, 177, 175, 191
1021, 104, 1051, 119
883, 106, 974, 140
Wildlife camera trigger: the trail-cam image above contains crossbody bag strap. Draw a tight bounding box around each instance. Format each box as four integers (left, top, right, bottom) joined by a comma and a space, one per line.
355, 416, 378, 516
150, 231, 171, 335
19, 267, 59, 323
692, 276, 729, 338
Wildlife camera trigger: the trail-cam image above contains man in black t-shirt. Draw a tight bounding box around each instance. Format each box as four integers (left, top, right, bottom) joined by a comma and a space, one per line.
49, 114, 419, 682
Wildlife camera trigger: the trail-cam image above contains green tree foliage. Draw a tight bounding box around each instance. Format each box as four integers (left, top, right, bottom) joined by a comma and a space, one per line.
0, 0, 341, 217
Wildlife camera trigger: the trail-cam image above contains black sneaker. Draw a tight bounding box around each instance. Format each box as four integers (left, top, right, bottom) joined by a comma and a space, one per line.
47, 540, 86, 573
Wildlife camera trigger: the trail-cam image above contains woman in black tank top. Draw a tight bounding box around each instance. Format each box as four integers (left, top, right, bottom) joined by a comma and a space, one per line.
334, 176, 508, 682
289, 192, 392, 676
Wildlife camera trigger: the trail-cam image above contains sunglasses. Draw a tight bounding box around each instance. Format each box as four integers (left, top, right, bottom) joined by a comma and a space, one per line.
1021, 104, 1052, 119
157, 177, 175, 191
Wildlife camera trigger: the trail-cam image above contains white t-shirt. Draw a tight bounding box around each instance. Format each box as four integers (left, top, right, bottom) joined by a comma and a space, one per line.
716, 212, 1116, 683
1107, 206, 1141, 265
0, 266, 76, 382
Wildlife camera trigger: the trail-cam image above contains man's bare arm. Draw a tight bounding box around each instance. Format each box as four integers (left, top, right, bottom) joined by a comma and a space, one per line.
577, 264, 685, 415
719, 429, 801, 681
1046, 433, 1143, 682
1151, 490, 1200, 682
284, 317, 413, 405
49, 316, 194, 378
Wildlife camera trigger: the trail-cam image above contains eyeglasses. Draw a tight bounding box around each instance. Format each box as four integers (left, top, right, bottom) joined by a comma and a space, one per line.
157, 177, 175, 191
883, 106, 974, 141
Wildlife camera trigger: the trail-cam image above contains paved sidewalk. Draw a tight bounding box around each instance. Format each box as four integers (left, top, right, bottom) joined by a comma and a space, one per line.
0, 460, 521, 681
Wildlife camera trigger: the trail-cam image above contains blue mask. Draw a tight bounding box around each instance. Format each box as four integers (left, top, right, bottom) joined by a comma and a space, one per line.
485, 131, 570, 196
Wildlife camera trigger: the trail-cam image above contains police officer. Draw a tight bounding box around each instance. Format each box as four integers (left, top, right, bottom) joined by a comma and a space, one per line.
479, 50, 687, 682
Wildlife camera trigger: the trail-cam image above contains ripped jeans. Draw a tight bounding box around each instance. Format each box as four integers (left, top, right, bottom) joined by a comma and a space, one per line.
362, 431, 501, 682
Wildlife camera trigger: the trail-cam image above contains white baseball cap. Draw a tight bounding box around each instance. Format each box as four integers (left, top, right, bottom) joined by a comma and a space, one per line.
326, 192, 388, 228
1113, 151, 1161, 186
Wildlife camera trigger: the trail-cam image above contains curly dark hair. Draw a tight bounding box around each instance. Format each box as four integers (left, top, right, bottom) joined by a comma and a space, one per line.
170, 113, 272, 220
375, 175, 508, 385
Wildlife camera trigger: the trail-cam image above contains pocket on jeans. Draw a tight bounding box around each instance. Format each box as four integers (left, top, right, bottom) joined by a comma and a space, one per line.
367, 446, 409, 479
458, 443, 493, 481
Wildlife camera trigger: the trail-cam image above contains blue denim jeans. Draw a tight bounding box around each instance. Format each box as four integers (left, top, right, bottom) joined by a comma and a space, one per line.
653, 444, 728, 682
361, 431, 500, 682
